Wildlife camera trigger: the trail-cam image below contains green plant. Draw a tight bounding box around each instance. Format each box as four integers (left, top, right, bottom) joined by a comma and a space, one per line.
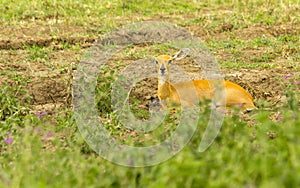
0, 77, 31, 122
95, 65, 115, 115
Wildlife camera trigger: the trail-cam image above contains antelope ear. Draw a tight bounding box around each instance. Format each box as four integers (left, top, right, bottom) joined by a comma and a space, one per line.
172, 48, 190, 61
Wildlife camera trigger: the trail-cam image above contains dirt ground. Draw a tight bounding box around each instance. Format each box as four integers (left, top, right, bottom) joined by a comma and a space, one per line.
0, 22, 299, 113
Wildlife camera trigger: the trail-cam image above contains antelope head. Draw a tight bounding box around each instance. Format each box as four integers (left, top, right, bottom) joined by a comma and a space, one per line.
154, 48, 190, 84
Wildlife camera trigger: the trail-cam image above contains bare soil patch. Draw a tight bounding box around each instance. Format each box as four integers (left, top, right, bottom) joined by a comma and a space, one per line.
189, 22, 300, 41
0, 23, 96, 50
1, 22, 299, 114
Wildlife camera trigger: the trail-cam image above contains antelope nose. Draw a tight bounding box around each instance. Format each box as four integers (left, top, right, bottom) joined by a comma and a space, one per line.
160, 66, 166, 73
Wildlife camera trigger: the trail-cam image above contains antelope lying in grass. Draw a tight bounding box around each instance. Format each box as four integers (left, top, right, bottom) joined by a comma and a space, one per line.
154, 48, 255, 111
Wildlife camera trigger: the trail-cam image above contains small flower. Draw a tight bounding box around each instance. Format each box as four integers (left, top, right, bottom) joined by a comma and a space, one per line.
35, 127, 42, 133
238, 103, 244, 108
35, 111, 48, 118
44, 132, 53, 139
284, 75, 291, 79
4, 137, 13, 144
295, 80, 300, 85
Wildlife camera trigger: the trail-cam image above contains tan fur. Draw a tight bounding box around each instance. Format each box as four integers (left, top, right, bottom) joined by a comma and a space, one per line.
155, 53, 255, 111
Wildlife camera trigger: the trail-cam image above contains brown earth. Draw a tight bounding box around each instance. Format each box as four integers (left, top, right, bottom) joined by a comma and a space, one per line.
0, 22, 299, 114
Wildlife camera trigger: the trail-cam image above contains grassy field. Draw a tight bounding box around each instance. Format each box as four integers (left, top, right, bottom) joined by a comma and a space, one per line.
1, 0, 300, 187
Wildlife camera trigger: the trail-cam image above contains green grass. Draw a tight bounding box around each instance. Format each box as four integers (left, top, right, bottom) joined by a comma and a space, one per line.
1, 0, 300, 187
1, 83, 299, 187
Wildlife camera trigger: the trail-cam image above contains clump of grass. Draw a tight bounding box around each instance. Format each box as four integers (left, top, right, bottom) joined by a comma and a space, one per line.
95, 65, 115, 115
0, 74, 31, 122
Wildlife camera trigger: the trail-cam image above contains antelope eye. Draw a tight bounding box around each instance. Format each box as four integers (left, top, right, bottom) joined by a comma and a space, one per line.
168, 59, 172, 64
154, 60, 159, 64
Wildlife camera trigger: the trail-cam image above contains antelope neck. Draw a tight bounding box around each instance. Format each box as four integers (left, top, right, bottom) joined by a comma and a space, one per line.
158, 74, 172, 94
158, 73, 170, 86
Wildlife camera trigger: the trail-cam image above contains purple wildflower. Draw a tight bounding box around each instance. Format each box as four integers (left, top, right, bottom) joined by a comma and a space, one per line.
295, 80, 300, 85
35, 127, 42, 133
238, 103, 244, 108
44, 132, 53, 139
35, 111, 48, 118
4, 137, 13, 144
284, 75, 291, 79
